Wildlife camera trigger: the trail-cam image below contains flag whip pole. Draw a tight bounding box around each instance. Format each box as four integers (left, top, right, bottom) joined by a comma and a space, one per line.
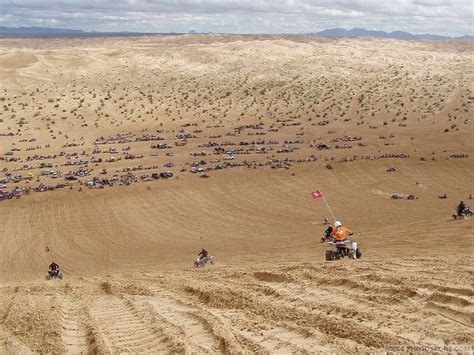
322, 196, 337, 223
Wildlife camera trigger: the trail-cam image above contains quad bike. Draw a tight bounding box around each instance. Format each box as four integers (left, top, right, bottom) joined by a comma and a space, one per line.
194, 255, 214, 268
452, 207, 472, 219
46, 269, 63, 280
321, 229, 362, 261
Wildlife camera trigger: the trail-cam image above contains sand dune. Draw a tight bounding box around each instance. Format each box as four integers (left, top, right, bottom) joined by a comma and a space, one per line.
0, 35, 472, 352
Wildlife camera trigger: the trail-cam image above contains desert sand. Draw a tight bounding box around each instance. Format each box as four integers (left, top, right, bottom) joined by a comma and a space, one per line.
0, 35, 473, 353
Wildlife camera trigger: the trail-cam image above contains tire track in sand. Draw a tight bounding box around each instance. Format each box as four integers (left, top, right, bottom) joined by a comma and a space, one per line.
146, 285, 333, 353
88, 296, 179, 353
143, 287, 265, 353
132, 293, 224, 353
60, 297, 96, 354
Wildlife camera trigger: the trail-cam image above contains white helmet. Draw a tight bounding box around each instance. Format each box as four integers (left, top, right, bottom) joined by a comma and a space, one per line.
334, 221, 342, 228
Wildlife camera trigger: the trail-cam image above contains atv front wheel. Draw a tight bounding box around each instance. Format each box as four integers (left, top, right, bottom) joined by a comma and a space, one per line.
325, 251, 334, 261
356, 248, 362, 259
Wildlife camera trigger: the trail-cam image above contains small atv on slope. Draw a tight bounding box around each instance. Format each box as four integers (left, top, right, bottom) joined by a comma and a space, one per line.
321, 227, 362, 261
452, 207, 472, 220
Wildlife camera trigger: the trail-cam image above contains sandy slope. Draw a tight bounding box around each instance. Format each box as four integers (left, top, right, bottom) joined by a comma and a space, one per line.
0, 165, 472, 353
0, 35, 473, 353
0, 257, 472, 353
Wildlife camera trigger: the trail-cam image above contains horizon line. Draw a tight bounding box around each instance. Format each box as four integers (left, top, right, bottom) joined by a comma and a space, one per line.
0, 26, 472, 38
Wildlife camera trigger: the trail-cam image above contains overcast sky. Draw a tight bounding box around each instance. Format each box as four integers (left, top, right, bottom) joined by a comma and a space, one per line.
0, 0, 472, 36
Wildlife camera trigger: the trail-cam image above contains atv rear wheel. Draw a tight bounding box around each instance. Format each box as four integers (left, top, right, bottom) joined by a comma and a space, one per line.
325, 251, 334, 261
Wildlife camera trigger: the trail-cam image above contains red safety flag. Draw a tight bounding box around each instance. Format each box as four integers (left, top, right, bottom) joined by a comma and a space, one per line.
310, 190, 323, 199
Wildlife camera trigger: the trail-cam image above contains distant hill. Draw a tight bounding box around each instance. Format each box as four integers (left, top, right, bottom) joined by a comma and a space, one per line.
0, 26, 182, 38
0, 26, 85, 36
308, 28, 471, 40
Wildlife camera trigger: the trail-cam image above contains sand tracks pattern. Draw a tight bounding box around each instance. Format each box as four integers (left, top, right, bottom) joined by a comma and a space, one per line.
0, 258, 472, 353
424, 289, 474, 327
143, 292, 224, 353
88, 296, 180, 353
60, 297, 96, 354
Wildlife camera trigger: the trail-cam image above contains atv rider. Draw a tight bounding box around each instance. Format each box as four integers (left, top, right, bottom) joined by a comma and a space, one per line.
331, 221, 353, 241
49, 261, 59, 277
456, 200, 466, 217
198, 248, 208, 262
